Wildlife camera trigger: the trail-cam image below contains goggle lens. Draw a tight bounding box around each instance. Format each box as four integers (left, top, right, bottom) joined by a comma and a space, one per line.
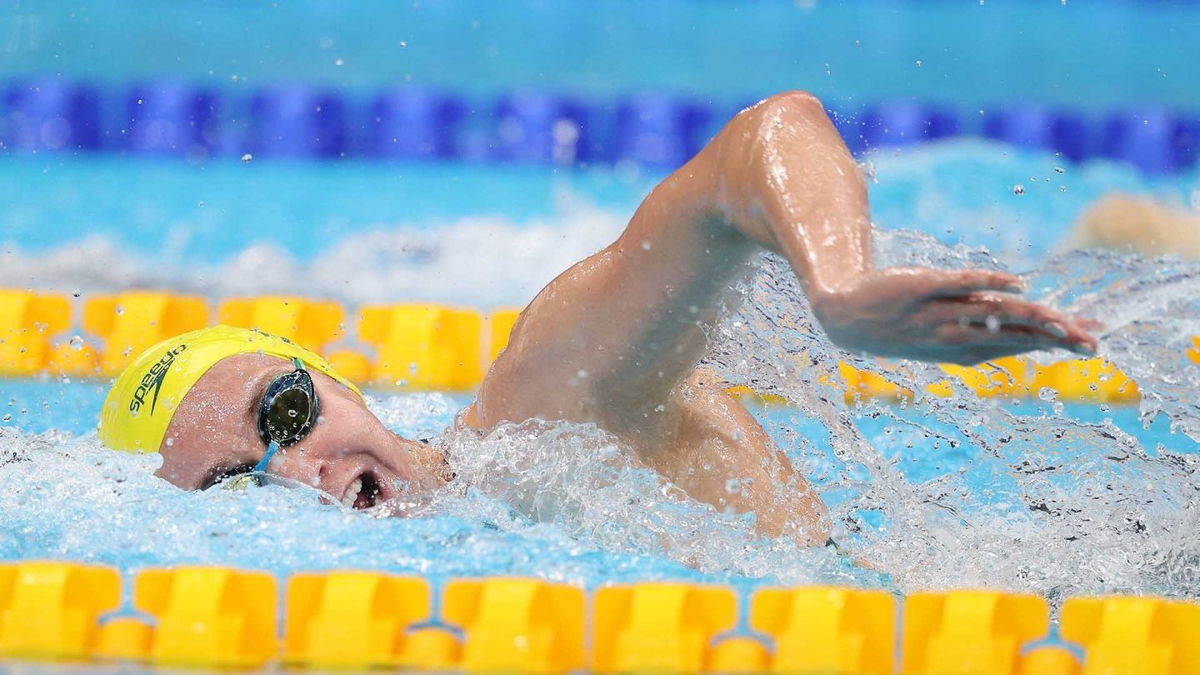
257, 358, 319, 448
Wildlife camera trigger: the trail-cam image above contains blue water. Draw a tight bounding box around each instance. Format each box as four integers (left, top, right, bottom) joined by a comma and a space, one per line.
1, 140, 1199, 600
1, 140, 1194, 272
3, 0, 1199, 109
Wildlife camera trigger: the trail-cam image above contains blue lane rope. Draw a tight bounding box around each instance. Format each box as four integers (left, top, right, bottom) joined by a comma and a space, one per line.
2, 78, 1197, 173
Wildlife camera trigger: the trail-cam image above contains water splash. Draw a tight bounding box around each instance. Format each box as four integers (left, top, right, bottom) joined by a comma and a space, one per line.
2, 142, 1198, 593
703, 231, 1200, 597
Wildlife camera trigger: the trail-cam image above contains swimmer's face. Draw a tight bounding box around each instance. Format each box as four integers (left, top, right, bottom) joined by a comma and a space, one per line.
155, 353, 440, 508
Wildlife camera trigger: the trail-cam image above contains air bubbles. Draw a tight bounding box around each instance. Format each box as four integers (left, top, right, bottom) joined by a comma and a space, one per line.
1013, 184, 1025, 196
68, 335, 84, 351
241, 153, 254, 163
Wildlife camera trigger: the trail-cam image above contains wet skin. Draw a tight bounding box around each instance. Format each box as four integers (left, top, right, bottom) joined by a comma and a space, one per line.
155, 91, 1099, 546
157, 353, 448, 508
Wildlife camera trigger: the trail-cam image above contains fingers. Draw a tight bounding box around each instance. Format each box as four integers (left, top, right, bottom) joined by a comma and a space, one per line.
929, 327, 1050, 365
920, 294, 1099, 358
923, 268, 1026, 298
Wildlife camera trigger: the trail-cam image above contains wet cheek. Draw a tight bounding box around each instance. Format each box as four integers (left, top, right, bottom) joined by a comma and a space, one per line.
318, 395, 375, 435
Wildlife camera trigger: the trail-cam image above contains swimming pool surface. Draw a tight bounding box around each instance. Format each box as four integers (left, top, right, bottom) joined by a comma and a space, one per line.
3, 140, 1199, 601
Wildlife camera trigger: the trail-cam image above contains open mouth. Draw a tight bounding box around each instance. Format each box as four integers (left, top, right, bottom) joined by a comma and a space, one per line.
342, 471, 384, 510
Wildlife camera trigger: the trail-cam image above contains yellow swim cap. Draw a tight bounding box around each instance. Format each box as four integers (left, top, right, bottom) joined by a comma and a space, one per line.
99, 325, 362, 453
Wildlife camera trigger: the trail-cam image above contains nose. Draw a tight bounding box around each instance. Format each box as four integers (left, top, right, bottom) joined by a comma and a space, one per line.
264, 444, 330, 491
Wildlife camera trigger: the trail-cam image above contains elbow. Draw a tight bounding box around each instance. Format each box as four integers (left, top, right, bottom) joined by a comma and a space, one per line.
717, 89, 835, 170
739, 90, 829, 128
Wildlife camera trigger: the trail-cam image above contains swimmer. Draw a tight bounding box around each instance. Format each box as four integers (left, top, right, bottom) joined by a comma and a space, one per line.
1068, 193, 1200, 259
99, 91, 1099, 546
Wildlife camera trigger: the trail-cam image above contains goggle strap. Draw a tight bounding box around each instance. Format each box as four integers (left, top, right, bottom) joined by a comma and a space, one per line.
255, 440, 281, 473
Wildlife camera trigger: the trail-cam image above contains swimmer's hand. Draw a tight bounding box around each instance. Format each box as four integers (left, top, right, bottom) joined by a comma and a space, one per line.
811, 267, 1100, 366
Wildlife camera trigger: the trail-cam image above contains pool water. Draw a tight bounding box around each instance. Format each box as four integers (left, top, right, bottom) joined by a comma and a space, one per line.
2, 140, 1199, 600
2, 140, 1194, 304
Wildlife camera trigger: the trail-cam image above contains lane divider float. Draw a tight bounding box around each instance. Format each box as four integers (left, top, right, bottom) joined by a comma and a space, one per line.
0, 288, 1160, 404
4, 78, 1199, 174
4, 561, 1200, 672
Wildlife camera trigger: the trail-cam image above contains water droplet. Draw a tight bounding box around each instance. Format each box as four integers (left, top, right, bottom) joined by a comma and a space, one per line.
334, 57, 345, 66
287, 409, 299, 418
71, 289, 81, 298
915, 59, 923, 67
115, 305, 125, 315
1013, 184, 1025, 196
1054, 167, 1065, 174
198, 200, 206, 207
577, 369, 589, 379
68, 335, 84, 350
641, 240, 652, 251
399, 41, 408, 47
241, 153, 253, 163
1, 414, 10, 422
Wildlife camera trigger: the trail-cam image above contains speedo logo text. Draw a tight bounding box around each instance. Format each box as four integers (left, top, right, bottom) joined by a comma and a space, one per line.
129, 344, 188, 415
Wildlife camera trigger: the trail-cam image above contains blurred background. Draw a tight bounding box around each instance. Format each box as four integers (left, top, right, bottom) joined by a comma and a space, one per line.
3, 1, 1200, 596
1, 0, 1198, 307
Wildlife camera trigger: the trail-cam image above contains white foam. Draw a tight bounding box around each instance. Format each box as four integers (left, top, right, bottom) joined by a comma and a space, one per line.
0, 201, 625, 309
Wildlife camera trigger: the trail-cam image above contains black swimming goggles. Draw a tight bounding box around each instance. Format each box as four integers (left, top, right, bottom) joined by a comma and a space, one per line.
221, 357, 320, 491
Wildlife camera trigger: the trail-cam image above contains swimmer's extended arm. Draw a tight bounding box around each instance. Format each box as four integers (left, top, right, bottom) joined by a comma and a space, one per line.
476, 90, 1097, 431
469, 91, 1097, 541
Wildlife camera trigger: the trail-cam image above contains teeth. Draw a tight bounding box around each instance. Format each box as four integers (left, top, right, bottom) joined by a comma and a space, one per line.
342, 478, 362, 507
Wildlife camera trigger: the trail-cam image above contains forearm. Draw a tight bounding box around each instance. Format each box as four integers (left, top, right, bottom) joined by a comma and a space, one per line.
706, 91, 873, 296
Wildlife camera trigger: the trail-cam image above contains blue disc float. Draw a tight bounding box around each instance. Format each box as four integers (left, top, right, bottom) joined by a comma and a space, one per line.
613, 93, 712, 168
3, 78, 102, 152
247, 86, 348, 159
124, 82, 221, 158
367, 88, 464, 160
857, 102, 959, 150
493, 90, 590, 164
2, 77, 1198, 174
983, 105, 1088, 162
1101, 108, 1199, 174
